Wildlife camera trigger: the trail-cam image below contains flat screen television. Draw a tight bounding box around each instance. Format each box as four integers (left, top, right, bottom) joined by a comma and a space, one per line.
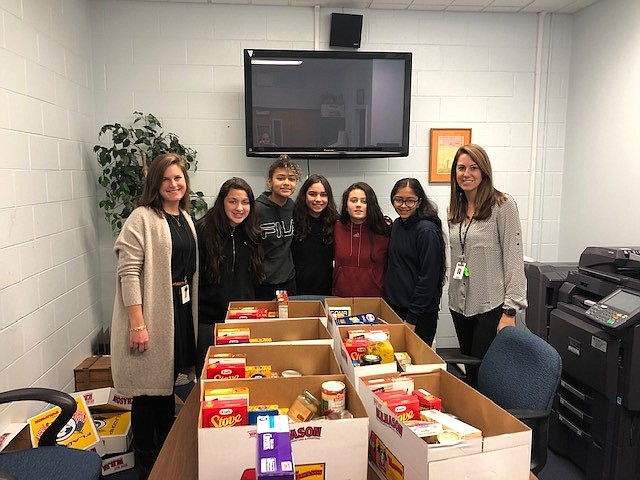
244, 49, 412, 159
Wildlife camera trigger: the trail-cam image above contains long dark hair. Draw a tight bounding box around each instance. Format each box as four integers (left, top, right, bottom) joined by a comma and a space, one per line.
391, 177, 446, 286
196, 177, 264, 284
339, 182, 389, 235
138, 153, 191, 216
293, 174, 339, 243
448, 144, 506, 223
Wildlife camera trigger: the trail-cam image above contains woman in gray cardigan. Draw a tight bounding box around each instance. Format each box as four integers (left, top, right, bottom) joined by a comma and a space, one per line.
111, 153, 198, 479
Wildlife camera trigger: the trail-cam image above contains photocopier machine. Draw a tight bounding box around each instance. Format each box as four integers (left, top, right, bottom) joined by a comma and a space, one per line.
525, 247, 640, 480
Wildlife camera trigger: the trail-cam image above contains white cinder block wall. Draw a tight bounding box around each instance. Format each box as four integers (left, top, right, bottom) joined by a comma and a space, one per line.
0, 0, 575, 423
91, 0, 572, 351
0, 0, 99, 422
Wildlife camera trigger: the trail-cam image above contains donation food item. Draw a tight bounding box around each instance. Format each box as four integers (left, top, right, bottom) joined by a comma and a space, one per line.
228, 307, 270, 319
280, 370, 302, 377
413, 388, 441, 411
201, 398, 248, 428
206, 354, 247, 379
245, 365, 272, 378
335, 312, 380, 326
360, 354, 382, 366
287, 390, 321, 423
420, 409, 482, 439
394, 352, 412, 370
216, 328, 251, 345
362, 376, 414, 394
366, 332, 395, 364
321, 381, 346, 415
276, 290, 289, 319
248, 405, 280, 425
256, 415, 295, 480
376, 390, 420, 423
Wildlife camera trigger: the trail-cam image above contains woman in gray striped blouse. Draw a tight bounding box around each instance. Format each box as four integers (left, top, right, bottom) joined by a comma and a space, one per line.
447, 144, 527, 387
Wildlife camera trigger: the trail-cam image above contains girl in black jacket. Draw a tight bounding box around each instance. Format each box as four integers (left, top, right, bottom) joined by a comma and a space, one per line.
383, 178, 446, 346
292, 174, 339, 295
196, 177, 264, 370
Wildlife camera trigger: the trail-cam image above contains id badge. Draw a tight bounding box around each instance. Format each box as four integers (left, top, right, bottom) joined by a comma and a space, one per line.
453, 262, 467, 280
181, 283, 190, 304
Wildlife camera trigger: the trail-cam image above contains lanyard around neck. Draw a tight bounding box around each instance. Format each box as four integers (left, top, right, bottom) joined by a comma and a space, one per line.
459, 218, 473, 257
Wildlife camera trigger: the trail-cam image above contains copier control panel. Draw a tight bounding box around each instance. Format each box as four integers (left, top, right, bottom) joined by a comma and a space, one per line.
585, 288, 640, 329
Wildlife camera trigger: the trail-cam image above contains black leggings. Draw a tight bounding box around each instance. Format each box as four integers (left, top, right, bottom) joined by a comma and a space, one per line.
450, 305, 503, 387
131, 394, 175, 454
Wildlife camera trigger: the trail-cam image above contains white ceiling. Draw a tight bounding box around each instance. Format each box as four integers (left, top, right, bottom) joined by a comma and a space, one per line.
144, 0, 599, 14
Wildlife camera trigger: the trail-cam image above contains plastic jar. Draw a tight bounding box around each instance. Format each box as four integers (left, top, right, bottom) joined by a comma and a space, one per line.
287, 390, 321, 422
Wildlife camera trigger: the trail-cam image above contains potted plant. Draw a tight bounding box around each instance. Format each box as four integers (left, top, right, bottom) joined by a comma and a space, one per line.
94, 111, 208, 235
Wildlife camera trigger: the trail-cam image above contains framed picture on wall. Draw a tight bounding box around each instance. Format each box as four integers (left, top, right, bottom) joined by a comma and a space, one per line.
429, 128, 472, 183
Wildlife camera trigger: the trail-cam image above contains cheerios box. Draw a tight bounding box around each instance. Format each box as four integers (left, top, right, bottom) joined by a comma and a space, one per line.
325, 297, 403, 338
361, 369, 531, 480
335, 323, 445, 394
197, 375, 368, 480
28, 394, 105, 457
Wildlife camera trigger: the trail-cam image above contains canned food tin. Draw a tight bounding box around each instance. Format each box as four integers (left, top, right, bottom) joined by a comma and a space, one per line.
321, 380, 346, 415
281, 369, 302, 377
361, 354, 382, 366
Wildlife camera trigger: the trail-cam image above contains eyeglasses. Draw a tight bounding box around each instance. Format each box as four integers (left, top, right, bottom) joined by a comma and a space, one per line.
392, 197, 419, 208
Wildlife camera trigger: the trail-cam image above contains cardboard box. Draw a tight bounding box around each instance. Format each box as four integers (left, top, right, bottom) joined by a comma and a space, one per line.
74, 387, 132, 412
335, 324, 446, 394
93, 411, 132, 454
213, 318, 332, 347
201, 343, 342, 383
325, 297, 403, 338
0, 423, 27, 452
74, 355, 114, 391
28, 394, 105, 457
361, 370, 532, 480
226, 300, 327, 324
198, 375, 369, 480
101, 451, 135, 476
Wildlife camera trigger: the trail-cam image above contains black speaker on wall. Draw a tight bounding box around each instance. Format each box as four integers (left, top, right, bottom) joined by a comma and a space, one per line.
330, 13, 363, 48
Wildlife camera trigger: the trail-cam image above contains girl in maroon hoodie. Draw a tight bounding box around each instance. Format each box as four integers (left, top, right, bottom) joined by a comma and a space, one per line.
333, 182, 391, 297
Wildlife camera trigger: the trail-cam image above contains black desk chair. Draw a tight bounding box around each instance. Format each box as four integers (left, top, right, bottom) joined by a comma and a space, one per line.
440, 327, 562, 474
0, 388, 103, 480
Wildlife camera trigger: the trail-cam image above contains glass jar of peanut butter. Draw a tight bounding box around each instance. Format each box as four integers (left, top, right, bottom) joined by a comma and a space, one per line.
287, 390, 321, 422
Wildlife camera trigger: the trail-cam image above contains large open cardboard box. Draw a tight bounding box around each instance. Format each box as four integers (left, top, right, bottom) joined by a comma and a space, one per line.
197, 375, 369, 480
225, 300, 326, 324
324, 297, 404, 338
361, 370, 532, 480
335, 323, 446, 394
200, 343, 342, 383
213, 318, 332, 347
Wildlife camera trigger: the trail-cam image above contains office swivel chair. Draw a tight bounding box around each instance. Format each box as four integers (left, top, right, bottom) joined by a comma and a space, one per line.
0, 388, 103, 480
477, 326, 562, 474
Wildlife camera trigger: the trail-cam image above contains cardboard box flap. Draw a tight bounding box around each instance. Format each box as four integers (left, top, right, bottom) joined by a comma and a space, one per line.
226, 300, 326, 320
200, 374, 367, 420
325, 297, 403, 324
202, 343, 341, 382
216, 318, 332, 344
74, 387, 132, 412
